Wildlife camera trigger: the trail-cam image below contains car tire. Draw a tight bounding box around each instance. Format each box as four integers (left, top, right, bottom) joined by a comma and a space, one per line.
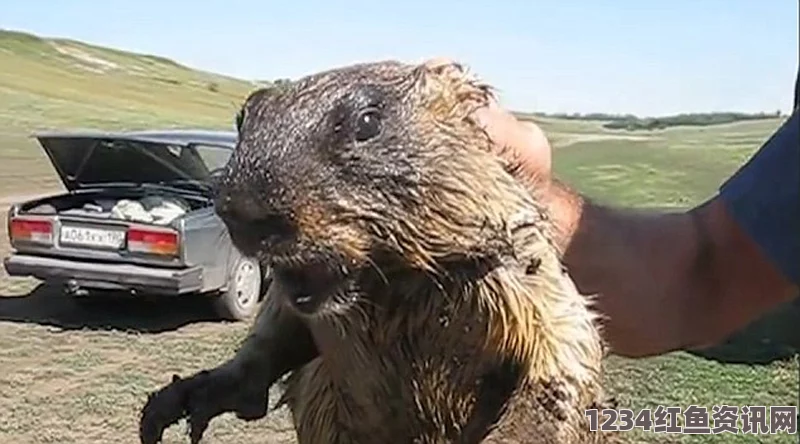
214, 254, 263, 321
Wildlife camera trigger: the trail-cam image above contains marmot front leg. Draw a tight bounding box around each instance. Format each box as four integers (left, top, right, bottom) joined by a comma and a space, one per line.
139, 278, 318, 444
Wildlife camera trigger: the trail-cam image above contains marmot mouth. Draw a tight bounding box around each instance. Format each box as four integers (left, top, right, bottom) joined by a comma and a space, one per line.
271, 256, 348, 315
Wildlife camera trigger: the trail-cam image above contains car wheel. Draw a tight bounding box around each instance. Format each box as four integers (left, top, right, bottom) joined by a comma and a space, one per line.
214, 255, 262, 321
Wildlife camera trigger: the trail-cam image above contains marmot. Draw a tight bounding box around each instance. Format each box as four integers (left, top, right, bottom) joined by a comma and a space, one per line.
139, 59, 615, 444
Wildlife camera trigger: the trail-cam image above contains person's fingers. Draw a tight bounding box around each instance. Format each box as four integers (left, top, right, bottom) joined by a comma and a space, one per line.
470, 102, 552, 179
472, 104, 548, 152
517, 121, 552, 177
517, 121, 549, 150
470, 99, 518, 146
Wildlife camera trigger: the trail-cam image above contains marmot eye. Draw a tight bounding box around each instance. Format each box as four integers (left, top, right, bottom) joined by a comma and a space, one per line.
354, 108, 382, 142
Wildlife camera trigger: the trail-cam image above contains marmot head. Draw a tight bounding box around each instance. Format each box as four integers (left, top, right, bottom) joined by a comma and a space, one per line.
215, 60, 544, 316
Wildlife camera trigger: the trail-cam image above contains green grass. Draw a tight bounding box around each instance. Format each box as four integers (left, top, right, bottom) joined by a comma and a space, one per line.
549, 120, 775, 208
0, 28, 796, 444
539, 116, 799, 443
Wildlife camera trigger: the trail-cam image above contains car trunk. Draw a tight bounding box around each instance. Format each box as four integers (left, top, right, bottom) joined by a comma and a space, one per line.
8, 134, 229, 267
18, 187, 210, 225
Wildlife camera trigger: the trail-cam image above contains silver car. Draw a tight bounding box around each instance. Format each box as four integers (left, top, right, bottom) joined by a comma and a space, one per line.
3, 129, 270, 321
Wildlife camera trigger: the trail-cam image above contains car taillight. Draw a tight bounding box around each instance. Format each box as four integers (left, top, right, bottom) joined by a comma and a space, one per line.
9, 218, 53, 244
127, 227, 179, 257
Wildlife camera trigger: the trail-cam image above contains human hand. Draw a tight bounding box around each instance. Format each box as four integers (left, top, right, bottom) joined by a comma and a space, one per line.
418, 57, 552, 182
470, 95, 582, 253
471, 99, 553, 183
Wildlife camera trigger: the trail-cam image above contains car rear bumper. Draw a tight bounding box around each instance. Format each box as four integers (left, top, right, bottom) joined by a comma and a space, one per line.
3, 254, 203, 295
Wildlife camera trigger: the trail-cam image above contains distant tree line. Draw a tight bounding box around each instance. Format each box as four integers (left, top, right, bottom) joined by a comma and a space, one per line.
599, 111, 782, 131
517, 110, 783, 131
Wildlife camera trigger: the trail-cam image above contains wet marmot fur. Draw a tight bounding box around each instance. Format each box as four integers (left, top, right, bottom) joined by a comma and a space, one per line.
139, 59, 614, 444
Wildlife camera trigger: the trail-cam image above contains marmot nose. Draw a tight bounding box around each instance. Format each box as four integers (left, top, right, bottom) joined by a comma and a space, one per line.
214, 192, 298, 255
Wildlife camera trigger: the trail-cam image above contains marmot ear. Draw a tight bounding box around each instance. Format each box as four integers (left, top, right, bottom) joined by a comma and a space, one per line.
412, 58, 496, 123
414, 57, 481, 92
237, 84, 289, 133
419, 57, 467, 76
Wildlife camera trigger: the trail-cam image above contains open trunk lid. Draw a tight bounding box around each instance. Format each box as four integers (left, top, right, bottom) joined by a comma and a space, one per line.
33, 130, 236, 193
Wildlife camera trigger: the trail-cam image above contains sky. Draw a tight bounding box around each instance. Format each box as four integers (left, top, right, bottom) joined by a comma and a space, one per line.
2, 0, 798, 116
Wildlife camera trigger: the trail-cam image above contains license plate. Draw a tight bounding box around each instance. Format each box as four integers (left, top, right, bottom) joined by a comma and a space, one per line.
59, 225, 125, 249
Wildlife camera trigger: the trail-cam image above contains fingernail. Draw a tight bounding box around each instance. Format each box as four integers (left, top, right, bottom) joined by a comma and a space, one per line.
470, 107, 490, 129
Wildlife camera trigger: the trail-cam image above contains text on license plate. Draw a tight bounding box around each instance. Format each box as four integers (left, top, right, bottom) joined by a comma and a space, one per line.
59, 225, 125, 249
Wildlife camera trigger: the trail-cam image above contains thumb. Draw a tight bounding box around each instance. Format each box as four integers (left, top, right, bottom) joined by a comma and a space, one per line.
516, 121, 552, 177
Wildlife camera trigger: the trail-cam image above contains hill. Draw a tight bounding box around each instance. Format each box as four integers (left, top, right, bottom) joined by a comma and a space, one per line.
0, 29, 258, 132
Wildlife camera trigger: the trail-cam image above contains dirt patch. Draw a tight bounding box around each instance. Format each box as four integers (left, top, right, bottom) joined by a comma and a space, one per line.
554, 133, 659, 149
51, 43, 119, 74
0, 280, 299, 444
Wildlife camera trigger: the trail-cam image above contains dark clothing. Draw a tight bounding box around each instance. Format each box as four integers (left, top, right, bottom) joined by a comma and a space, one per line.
718, 110, 799, 285
718, 11, 799, 286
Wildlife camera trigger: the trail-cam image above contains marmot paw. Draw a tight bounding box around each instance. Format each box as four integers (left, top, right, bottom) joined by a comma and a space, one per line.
138, 370, 268, 444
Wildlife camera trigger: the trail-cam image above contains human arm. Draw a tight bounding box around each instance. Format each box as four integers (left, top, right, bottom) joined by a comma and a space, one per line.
474, 106, 800, 358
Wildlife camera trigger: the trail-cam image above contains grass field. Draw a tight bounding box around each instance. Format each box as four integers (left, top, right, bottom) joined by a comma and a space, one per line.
0, 29, 797, 444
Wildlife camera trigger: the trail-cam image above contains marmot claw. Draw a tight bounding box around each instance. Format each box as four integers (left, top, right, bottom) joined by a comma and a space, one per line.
139, 370, 269, 444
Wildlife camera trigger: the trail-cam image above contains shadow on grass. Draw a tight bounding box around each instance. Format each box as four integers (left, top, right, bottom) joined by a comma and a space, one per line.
689, 297, 800, 365
0, 282, 225, 333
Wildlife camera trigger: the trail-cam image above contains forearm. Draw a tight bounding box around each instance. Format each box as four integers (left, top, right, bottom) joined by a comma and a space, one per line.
547, 181, 700, 356
545, 179, 797, 357
228, 277, 318, 382
139, 278, 320, 442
